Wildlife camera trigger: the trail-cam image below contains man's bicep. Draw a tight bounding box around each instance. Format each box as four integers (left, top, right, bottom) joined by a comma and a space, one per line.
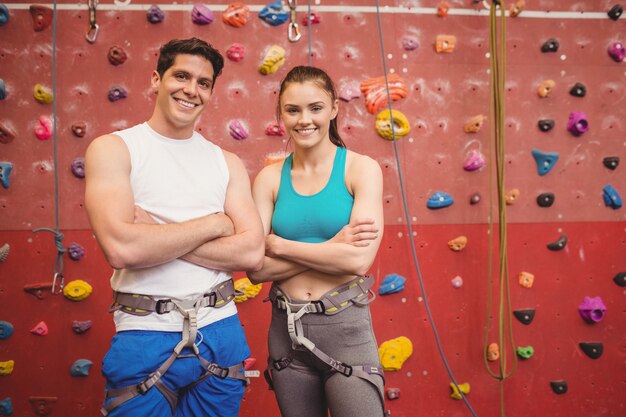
223, 153, 264, 236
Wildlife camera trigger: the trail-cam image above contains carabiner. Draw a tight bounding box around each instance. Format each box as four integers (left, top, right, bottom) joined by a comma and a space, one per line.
52, 272, 65, 295
287, 0, 301, 42
85, 0, 99, 43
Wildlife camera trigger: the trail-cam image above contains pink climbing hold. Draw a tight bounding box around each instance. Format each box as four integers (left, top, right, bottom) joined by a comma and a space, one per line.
402, 37, 419, 51
228, 120, 249, 140
34, 116, 53, 140
265, 121, 285, 136
30, 321, 48, 335
338, 82, 362, 102
451, 276, 463, 288
192, 3, 214, 25
608, 41, 625, 62
226, 43, 245, 62
302, 11, 321, 26
463, 150, 485, 171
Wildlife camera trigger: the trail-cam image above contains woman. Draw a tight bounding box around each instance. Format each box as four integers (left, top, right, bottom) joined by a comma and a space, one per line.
250, 66, 387, 417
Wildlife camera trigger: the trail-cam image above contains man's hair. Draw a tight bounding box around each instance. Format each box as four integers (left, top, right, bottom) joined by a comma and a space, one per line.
277, 65, 345, 148
156, 38, 224, 89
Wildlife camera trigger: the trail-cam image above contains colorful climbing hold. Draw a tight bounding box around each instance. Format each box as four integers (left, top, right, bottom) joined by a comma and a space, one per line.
360, 74, 408, 114
226, 43, 245, 62
386, 388, 400, 400
30, 321, 48, 335
578, 296, 607, 323
338, 82, 361, 102
567, 111, 589, 136
71, 122, 87, 138
547, 234, 567, 251
375, 109, 410, 140
463, 150, 485, 171
259, 1, 289, 26
602, 156, 619, 170
487, 343, 500, 361
378, 336, 413, 371
541, 38, 559, 53
0, 360, 14, 376
450, 382, 470, 400
68, 242, 85, 261
509, 0, 526, 17
463, 115, 485, 133
608, 41, 625, 62
0, 162, 13, 189
531, 149, 559, 176
108, 86, 128, 102
70, 359, 93, 377
0, 79, 6, 100
505, 188, 520, 205
29, 5, 53, 32
550, 380, 568, 395
233, 277, 262, 303
536, 192, 555, 207
191, 3, 214, 25
244, 357, 256, 370
538, 119, 555, 132
451, 276, 463, 288
0, 122, 15, 144
63, 280, 93, 301
513, 309, 536, 325
569, 82, 586, 97
427, 192, 454, 209
34, 115, 53, 140
435, 35, 456, 53
518, 271, 535, 289
0, 397, 12, 416
447, 236, 467, 252
537, 80, 555, 98
0, 243, 8, 262
302, 11, 320, 26
469, 193, 481, 205
71, 157, 85, 178
378, 273, 406, 295
33, 84, 53, 104
107, 46, 128, 66
258, 45, 286, 75
517, 346, 534, 359
0, 4, 9, 27
608, 4, 623, 20
602, 184, 622, 209
0, 321, 14, 340
613, 271, 626, 287
579, 342, 603, 359
72, 320, 92, 334
228, 120, 249, 140
222, 2, 250, 27
264, 121, 285, 136
437, 2, 450, 17
402, 37, 419, 51
147, 5, 165, 23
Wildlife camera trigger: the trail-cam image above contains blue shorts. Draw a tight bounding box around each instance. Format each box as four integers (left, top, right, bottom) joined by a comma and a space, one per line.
102, 314, 250, 417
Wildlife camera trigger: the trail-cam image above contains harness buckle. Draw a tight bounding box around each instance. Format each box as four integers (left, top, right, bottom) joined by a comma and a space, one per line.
206, 363, 228, 379
311, 300, 325, 313
273, 357, 291, 371
155, 299, 171, 314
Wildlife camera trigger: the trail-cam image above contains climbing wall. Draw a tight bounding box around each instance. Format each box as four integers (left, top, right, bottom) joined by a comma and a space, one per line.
1, 1, 624, 416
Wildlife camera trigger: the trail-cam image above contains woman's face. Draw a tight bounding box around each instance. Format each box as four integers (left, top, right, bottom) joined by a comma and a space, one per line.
279, 81, 338, 149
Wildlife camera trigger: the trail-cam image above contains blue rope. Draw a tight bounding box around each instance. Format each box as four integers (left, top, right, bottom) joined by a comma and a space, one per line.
373, 1, 479, 415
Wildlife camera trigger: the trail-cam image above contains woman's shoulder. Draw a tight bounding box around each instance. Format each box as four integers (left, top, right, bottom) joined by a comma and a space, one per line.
345, 149, 381, 173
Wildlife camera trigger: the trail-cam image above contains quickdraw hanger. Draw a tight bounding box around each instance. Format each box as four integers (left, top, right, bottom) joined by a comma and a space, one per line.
287, 0, 301, 42
85, 0, 99, 43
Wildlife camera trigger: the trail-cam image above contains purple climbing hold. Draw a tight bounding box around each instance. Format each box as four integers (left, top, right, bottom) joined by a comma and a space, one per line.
147, 5, 165, 23
192, 3, 214, 25
108, 86, 127, 102
72, 320, 92, 334
71, 157, 85, 178
578, 296, 607, 323
402, 37, 419, 51
566, 112, 589, 136
68, 242, 85, 261
608, 41, 625, 62
228, 120, 249, 141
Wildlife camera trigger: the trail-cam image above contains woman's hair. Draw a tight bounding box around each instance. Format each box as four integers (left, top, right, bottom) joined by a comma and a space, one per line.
156, 38, 224, 90
277, 66, 346, 148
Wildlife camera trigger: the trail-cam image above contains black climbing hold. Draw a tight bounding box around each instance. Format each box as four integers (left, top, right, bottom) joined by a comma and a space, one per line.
569, 82, 586, 97
613, 272, 626, 287
537, 193, 555, 207
579, 342, 603, 359
538, 119, 555, 132
602, 156, 620, 170
608, 4, 623, 20
541, 38, 559, 53
513, 309, 536, 325
547, 234, 567, 251
550, 380, 568, 395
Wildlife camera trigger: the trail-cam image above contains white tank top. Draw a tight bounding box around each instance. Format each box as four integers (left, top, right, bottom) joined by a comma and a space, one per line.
110, 122, 237, 332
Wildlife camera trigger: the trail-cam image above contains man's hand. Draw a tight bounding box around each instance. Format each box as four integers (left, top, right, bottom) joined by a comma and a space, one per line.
329, 218, 379, 247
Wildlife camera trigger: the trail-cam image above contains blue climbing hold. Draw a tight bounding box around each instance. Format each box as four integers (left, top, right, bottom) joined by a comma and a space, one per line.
0, 321, 13, 340
259, 1, 289, 26
0, 79, 6, 100
531, 149, 559, 176
0, 397, 13, 416
0, 4, 9, 27
602, 184, 622, 209
70, 359, 93, 377
379, 273, 406, 295
0, 162, 13, 189
427, 192, 454, 209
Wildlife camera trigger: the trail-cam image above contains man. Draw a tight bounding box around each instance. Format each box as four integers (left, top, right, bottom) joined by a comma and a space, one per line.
85, 38, 264, 417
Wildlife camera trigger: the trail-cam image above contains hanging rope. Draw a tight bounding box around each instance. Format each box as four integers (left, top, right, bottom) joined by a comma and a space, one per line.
373, 1, 478, 415
33, 0, 66, 295
483, 2, 517, 416
306, 0, 312, 66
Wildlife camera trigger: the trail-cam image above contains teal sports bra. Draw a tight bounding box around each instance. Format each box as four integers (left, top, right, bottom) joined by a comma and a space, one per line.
271, 146, 354, 243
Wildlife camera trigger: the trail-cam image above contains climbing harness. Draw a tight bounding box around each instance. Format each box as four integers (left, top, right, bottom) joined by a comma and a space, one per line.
101, 279, 249, 416
85, 0, 99, 43
287, 0, 301, 42
266, 275, 389, 417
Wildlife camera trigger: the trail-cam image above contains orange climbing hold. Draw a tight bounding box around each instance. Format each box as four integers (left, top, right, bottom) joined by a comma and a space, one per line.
435, 35, 457, 53
463, 115, 485, 133
487, 343, 500, 361
505, 188, 520, 205
447, 236, 467, 252
537, 80, 556, 98
437, 2, 450, 17
518, 271, 535, 288
359, 74, 409, 114
509, 0, 526, 17
222, 3, 250, 27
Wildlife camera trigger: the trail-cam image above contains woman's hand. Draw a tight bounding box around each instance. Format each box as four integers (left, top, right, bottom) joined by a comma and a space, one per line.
329, 218, 379, 247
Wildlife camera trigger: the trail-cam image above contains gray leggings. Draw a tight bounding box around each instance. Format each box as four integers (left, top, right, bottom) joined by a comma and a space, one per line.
268, 300, 385, 417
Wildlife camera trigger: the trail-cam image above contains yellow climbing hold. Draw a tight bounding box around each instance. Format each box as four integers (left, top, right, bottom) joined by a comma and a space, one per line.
375, 109, 410, 140
258, 45, 286, 75
63, 279, 93, 301
378, 336, 413, 371
234, 278, 263, 303
450, 382, 470, 400
0, 360, 15, 375
33, 83, 53, 104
